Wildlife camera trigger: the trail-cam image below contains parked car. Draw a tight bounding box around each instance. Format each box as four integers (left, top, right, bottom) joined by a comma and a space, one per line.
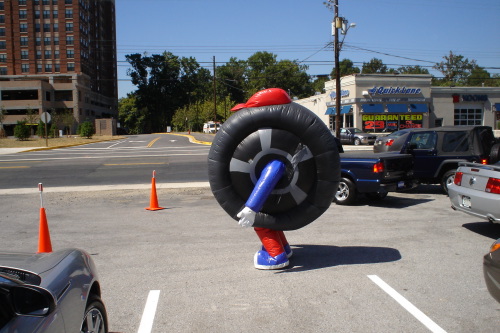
0, 249, 108, 333
384, 126, 500, 193
339, 128, 377, 145
373, 129, 412, 153
484, 238, 500, 303
335, 151, 416, 205
448, 161, 500, 223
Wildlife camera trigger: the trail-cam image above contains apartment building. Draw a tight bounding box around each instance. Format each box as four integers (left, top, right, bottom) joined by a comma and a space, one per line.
0, 0, 117, 135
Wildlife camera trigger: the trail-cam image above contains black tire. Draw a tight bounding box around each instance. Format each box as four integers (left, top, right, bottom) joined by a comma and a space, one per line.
490, 143, 500, 164
334, 178, 357, 205
208, 102, 341, 231
354, 137, 361, 145
441, 169, 456, 194
366, 192, 388, 200
81, 297, 108, 333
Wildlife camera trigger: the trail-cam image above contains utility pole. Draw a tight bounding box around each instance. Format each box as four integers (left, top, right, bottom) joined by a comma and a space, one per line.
334, 0, 341, 138
213, 56, 217, 131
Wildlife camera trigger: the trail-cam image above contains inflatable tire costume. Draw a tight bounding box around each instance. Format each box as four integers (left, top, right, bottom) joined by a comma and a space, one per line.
208, 88, 341, 269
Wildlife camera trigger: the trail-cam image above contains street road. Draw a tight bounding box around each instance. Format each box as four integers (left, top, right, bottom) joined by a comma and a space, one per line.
0, 134, 210, 190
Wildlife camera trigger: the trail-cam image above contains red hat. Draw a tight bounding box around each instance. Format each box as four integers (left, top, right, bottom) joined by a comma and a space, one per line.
230, 88, 292, 111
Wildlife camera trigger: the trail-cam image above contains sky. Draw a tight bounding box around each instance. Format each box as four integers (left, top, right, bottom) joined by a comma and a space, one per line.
115, 0, 500, 99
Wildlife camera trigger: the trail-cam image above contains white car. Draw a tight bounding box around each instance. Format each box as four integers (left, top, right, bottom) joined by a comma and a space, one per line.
448, 162, 500, 223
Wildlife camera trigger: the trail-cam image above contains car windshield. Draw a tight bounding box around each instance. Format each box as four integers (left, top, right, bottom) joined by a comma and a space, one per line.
389, 130, 409, 138
352, 128, 363, 133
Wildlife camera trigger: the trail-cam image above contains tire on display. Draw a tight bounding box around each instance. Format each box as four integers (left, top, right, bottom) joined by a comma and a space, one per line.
441, 169, 456, 195
81, 297, 108, 333
334, 178, 357, 205
208, 102, 341, 231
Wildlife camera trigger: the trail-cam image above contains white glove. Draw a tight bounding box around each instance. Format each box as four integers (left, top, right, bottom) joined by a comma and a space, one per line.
237, 206, 256, 228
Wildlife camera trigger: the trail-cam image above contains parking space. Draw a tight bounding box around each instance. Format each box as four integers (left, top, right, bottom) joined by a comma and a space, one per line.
1, 185, 500, 332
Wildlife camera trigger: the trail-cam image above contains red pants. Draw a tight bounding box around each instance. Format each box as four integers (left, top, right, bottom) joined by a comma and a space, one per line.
254, 227, 289, 257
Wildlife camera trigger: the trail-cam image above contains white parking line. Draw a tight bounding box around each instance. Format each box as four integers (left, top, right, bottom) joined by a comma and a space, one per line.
137, 290, 161, 333
368, 275, 447, 333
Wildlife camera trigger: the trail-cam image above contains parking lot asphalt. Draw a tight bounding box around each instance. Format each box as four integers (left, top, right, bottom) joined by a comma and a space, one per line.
2, 183, 500, 332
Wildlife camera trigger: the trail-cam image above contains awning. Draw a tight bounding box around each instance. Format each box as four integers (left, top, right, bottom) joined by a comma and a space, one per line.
387, 104, 408, 113
409, 104, 428, 113
495, 103, 500, 111
325, 107, 335, 115
340, 105, 352, 114
362, 104, 384, 113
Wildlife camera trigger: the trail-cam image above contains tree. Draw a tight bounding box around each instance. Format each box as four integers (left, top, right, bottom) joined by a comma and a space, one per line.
362, 58, 388, 74
397, 65, 430, 75
330, 59, 360, 78
14, 121, 30, 141
79, 121, 94, 139
216, 57, 248, 103
0, 108, 7, 138
126, 52, 212, 133
61, 109, 75, 136
467, 66, 492, 87
433, 51, 477, 85
118, 93, 147, 134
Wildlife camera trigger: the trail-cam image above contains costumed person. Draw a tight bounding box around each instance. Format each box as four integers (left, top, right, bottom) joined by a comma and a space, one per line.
208, 88, 341, 270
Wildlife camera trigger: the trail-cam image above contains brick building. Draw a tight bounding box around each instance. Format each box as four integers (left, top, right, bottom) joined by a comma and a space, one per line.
0, 0, 117, 135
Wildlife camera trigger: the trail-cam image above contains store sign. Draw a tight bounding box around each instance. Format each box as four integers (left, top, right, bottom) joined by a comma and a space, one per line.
362, 114, 423, 131
329, 90, 350, 100
368, 86, 422, 95
461, 94, 488, 102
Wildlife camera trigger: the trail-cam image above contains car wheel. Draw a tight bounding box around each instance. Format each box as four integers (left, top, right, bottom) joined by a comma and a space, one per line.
354, 138, 361, 145
366, 192, 388, 200
441, 170, 456, 195
81, 297, 108, 333
490, 143, 500, 164
334, 178, 357, 205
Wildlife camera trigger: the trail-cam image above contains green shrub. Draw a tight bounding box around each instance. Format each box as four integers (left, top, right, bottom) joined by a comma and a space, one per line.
79, 121, 94, 139
36, 121, 45, 138
50, 123, 59, 138
14, 121, 30, 141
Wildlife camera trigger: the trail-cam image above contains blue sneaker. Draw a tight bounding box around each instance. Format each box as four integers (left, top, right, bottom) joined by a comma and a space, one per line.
261, 244, 293, 258
254, 250, 289, 270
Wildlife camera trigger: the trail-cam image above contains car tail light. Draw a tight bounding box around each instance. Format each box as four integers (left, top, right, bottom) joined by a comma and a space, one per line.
454, 172, 463, 186
485, 177, 500, 194
373, 162, 384, 173
384, 139, 394, 146
481, 158, 488, 165
490, 239, 500, 253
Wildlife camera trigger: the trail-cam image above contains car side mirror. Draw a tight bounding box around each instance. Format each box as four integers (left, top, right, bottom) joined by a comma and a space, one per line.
11, 285, 56, 316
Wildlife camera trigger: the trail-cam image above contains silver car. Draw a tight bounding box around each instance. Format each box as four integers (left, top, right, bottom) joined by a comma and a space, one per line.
0, 249, 108, 333
448, 162, 500, 224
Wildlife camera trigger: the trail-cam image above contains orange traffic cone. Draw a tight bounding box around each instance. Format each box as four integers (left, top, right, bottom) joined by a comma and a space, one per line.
38, 207, 52, 253
37, 184, 52, 253
145, 171, 165, 211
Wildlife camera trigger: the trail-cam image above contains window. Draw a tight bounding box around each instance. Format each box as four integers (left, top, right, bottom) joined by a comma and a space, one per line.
0, 15, 5, 23
43, 23, 50, 31
36, 37, 41, 46
53, 37, 59, 45
21, 50, 28, 59
44, 50, 51, 59
454, 108, 482, 126
0, 2, 4, 10
0, 54, 6, 62
20, 23, 28, 32
53, 10, 58, 18
66, 36, 73, 45
37, 64, 42, 72
65, 0, 72, 4
36, 50, 41, 59
43, 10, 50, 19
54, 50, 59, 59
45, 63, 52, 72
53, 23, 58, 31
408, 131, 437, 150
19, 10, 27, 19
44, 36, 51, 45
35, 23, 40, 32
65, 23, 73, 32
54, 63, 60, 72
21, 63, 29, 72
19, 0, 26, 4
442, 131, 468, 152
0, 41, 5, 49
34, 10, 40, 19
0, 67, 7, 75
0, 28, 4, 36
20, 37, 28, 46
66, 49, 74, 58
65, 9, 72, 18
42, 0, 49, 4
67, 62, 74, 71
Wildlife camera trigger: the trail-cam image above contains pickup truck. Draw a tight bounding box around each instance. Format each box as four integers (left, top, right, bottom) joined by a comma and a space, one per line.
335, 151, 416, 205
387, 126, 500, 193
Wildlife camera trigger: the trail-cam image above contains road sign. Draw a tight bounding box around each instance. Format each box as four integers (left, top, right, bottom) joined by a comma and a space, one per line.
40, 112, 51, 123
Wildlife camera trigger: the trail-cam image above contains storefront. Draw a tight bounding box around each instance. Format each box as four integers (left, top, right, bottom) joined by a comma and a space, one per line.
296, 74, 500, 133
